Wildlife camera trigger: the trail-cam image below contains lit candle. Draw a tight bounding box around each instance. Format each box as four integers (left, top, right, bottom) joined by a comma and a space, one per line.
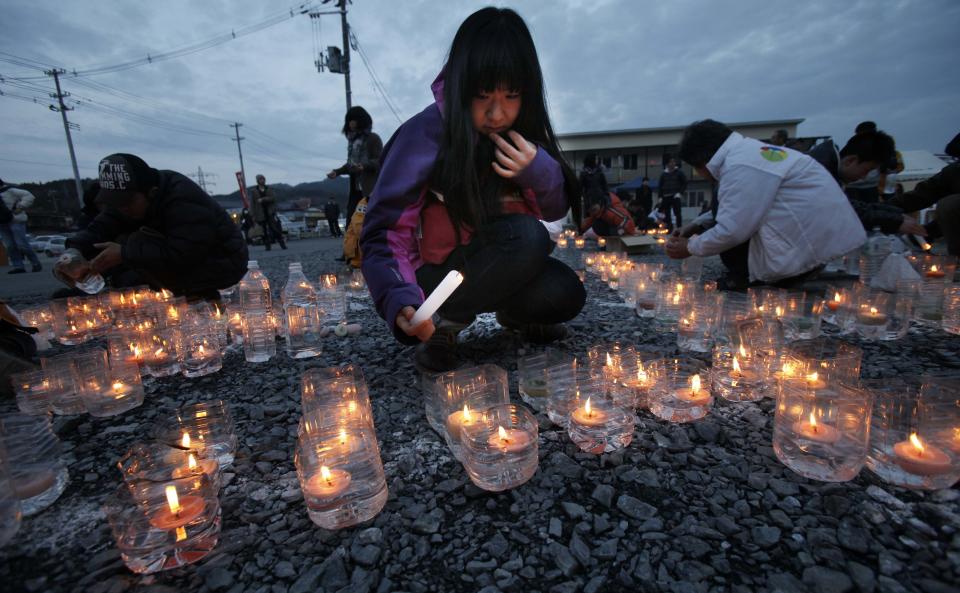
411, 271, 465, 326
792, 411, 840, 444
191, 344, 211, 361
598, 238, 606, 248
730, 356, 760, 383
109, 379, 133, 399
575, 237, 586, 249
149, 484, 206, 529
585, 255, 596, 267
826, 292, 843, 312
675, 374, 710, 404
446, 404, 476, 444
893, 433, 952, 475
857, 306, 888, 326
557, 237, 568, 248
172, 452, 218, 481
570, 397, 608, 427
926, 265, 945, 279
797, 371, 827, 390
487, 425, 532, 453
304, 465, 352, 499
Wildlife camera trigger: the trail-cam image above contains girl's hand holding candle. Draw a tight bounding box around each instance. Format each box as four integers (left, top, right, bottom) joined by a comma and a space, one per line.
410, 271, 465, 326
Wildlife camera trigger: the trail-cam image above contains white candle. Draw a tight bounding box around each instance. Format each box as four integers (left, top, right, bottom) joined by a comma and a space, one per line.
411, 271, 464, 326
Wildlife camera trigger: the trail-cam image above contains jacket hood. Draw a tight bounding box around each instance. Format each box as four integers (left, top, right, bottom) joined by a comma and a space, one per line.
430, 68, 446, 118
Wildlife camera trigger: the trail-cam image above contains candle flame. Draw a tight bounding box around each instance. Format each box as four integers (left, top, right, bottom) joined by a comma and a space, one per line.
168, 306, 179, 319
733, 357, 742, 373
181, 433, 191, 448
320, 465, 333, 482
339, 429, 348, 445
775, 306, 783, 317
637, 367, 648, 383
909, 432, 925, 454
739, 343, 747, 357
165, 485, 181, 515
672, 292, 681, 305
606, 353, 614, 367
806, 372, 819, 384
869, 307, 879, 315
198, 345, 206, 355
808, 412, 819, 431
112, 380, 124, 392
691, 374, 701, 393
154, 347, 164, 357
188, 454, 198, 470
175, 526, 187, 542
922, 242, 932, 251
462, 404, 472, 422
196, 410, 207, 418
834, 292, 842, 303
931, 264, 939, 273
348, 400, 357, 413
498, 425, 510, 442
584, 397, 592, 416
781, 362, 796, 376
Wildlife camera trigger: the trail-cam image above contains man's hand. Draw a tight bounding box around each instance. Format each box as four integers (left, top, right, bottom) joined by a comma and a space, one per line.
665, 235, 692, 259
90, 242, 123, 274
491, 130, 537, 179
396, 305, 435, 342
675, 223, 700, 239
899, 215, 927, 236
326, 170, 337, 179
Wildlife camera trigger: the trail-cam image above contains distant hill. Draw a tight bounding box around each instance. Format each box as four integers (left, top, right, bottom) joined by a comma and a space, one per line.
212, 177, 351, 211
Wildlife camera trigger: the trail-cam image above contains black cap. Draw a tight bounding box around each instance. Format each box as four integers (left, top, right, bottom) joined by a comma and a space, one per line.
97, 153, 159, 206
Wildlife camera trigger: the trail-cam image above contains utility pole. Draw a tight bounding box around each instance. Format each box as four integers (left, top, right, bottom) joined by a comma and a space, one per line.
190, 166, 217, 193
231, 122, 247, 189
338, 0, 352, 110
46, 69, 83, 208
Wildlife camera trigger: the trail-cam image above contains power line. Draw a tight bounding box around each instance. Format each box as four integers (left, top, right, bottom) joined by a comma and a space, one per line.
0, 3, 315, 80
349, 29, 403, 123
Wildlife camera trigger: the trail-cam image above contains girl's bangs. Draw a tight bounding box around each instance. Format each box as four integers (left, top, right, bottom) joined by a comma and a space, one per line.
463, 31, 532, 95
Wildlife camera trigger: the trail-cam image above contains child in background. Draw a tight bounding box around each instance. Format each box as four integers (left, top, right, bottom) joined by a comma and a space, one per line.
360, 7, 584, 372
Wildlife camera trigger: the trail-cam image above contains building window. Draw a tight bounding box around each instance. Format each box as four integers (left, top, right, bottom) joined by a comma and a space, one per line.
623, 154, 638, 170
685, 191, 705, 208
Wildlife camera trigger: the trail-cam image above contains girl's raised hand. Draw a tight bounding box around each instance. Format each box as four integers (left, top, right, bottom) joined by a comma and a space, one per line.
490, 130, 537, 179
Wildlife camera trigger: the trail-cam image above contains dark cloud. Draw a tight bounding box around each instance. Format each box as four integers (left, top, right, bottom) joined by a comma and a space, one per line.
1, 0, 958, 187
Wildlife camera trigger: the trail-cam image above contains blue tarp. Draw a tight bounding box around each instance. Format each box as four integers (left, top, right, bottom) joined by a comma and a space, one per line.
615, 176, 658, 191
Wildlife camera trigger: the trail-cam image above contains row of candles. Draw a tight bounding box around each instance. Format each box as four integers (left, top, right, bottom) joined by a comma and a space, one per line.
0, 399, 236, 567
425, 338, 958, 493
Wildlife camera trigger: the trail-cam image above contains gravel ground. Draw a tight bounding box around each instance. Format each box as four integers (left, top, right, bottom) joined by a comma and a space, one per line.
1, 241, 959, 593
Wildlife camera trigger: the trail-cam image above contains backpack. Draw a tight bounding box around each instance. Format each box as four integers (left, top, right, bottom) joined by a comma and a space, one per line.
343, 197, 368, 269
0, 186, 13, 224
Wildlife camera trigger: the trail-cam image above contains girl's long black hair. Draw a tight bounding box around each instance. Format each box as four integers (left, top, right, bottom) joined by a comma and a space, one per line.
342, 106, 373, 136
431, 7, 580, 238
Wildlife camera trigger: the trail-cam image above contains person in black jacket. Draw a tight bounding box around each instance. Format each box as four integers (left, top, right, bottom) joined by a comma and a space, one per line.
58, 153, 249, 299
324, 198, 342, 237
657, 156, 687, 231
808, 131, 925, 236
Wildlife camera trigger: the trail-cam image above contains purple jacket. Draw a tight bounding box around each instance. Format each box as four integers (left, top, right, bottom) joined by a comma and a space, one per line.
360, 74, 569, 344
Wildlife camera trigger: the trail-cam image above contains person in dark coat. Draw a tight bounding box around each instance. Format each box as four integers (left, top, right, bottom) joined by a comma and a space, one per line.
578, 154, 608, 219
249, 174, 286, 250
658, 156, 687, 231
59, 153, 249, 299
323, 198, 342, 237
328, 106, 383, 229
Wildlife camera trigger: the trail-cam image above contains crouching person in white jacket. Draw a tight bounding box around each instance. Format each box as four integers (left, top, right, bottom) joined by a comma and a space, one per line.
665, 119, 866, 289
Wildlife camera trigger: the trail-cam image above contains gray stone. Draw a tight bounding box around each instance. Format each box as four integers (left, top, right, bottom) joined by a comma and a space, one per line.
290, 565, 323, 593
616, 495, 657, 520
561, 501, 587, 520
769, 478, 800, 497
675, 535, 711, 559
584, 575, 607, 593
876, 576, 909, 593
351, 543, 382, 567
274, 560, 296, 579
595, 538, 618, 560
466, 559, 498, 574
847, 561, 876, 593
752, 525, 782, 549
203, 567, 234, 592
803, 566, 854, 593
878, 551, 904, 577
591, 484, 615, 508
357, 527, 383, 546
767, 572, 807, 593
636, 468, 661, 488
716, 516, 741, 535
694, 421, 721, 442
866, 486, 906, 510
837, 521, 870, 554
549, 517, 563, 538
412, 512, 442, 535
551, 543, 579, 577
569, 534, 591, 567
483, 533, 510, 559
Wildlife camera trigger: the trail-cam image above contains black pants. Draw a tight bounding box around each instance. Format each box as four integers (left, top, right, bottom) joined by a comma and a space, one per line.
327, 218, 342, 237
415, 215, 586, 325
260, 217, 285, 249
345, 187, 364, 230
660, 196, 682, 230
720, 239, 821, 288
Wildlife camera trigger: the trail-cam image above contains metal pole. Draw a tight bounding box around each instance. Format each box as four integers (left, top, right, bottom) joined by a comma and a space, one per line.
339, 0, 351, 110
47, 69, 83, 208
231, 122, 247, 188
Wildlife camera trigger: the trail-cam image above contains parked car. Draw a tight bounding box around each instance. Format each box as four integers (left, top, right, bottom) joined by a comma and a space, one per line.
44, 236, 67, 257
31, 235, 61, 252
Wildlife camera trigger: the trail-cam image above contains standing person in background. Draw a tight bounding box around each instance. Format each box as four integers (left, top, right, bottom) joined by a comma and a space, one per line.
0, 177, 42, 274
769, 129, 789, 147
636, 176, 653, 219
324, 198, 342, 237
578, 154, 608, 218
328, 106, 383, 255
658, 156, 687, 231
360, 7, 584, 372
249, 174, 286, 251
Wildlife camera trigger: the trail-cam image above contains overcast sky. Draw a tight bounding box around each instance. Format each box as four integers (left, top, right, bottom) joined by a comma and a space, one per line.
1, 0, 958, 191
